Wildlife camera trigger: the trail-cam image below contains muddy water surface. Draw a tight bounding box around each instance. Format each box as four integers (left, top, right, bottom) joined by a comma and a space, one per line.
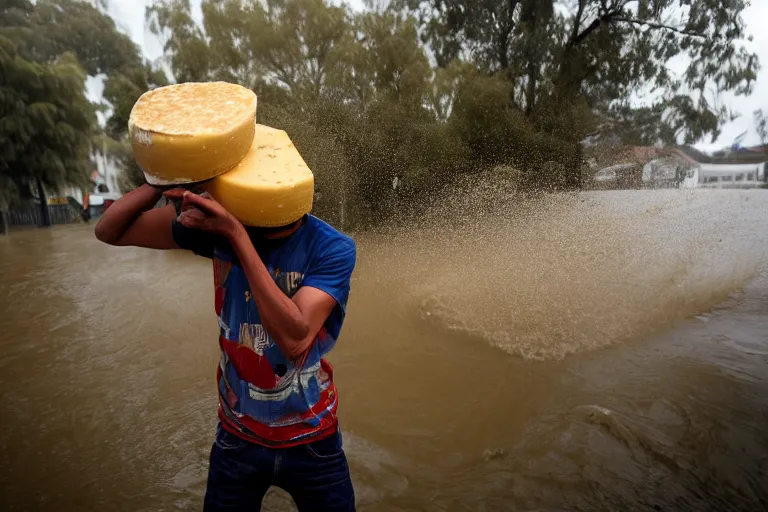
1, 189, 767, 511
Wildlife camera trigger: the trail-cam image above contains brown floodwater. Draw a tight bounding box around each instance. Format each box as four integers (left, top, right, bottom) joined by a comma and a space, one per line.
1, 188, 767, 511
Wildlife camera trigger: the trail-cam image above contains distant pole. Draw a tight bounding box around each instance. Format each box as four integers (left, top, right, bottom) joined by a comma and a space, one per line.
36, 178, 51, 228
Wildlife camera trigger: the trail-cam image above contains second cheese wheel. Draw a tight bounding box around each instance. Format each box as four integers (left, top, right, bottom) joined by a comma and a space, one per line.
203, 124, 315, 228
128, 82, 258, 185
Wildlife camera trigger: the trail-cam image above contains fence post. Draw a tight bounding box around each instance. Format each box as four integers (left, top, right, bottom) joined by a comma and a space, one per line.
35, 178, 52, 227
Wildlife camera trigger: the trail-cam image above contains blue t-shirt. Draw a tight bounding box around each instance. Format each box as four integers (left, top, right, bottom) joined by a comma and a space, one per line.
172, 214, 356, 446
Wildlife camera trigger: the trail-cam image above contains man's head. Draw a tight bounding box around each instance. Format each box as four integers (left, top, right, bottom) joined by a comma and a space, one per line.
248, 217, 304, 240
164, 184, 306, 241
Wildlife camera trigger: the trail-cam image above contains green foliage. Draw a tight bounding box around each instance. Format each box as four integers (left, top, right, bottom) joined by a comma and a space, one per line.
24, 0, 143, 76
143, 0, 758, 226
2, 0, 760, 225
0, 4, 97, 209
0, 0, 169, 209
412, 0, 759, 146
0, 0, 163, 211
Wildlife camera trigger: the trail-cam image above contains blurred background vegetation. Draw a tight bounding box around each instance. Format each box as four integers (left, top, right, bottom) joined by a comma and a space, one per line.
0, 0, 761, 228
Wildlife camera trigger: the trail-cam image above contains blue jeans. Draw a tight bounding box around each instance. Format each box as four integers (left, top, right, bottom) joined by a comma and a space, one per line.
203, 423, 356, 511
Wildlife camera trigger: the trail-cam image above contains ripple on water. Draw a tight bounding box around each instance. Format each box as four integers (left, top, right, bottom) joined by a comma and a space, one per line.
1, 190, 767, 511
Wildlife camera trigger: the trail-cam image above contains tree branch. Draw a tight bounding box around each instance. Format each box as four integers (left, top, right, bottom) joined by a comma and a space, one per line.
572, 15, 606, 46
612, 17, 707, 38
565, 0, 622, 47
571, 0, 586, 43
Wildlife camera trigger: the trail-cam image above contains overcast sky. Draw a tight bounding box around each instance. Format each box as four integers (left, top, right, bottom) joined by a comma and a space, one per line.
101, 0, 768, 153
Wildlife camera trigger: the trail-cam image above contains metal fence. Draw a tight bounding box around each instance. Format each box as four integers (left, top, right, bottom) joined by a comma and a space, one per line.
5, 203, 82, 228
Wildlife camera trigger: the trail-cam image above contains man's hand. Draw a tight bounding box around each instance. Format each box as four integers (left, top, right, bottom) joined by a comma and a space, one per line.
163, 189, 241, 240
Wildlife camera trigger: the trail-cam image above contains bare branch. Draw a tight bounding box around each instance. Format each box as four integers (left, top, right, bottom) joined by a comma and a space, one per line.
572, 15, 607, 46
612, 17, 707, 39
569, 0, 625, 47
572, 0, 586, 42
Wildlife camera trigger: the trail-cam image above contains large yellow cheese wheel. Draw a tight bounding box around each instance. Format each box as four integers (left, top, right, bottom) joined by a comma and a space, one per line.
203, 124, 315, 227
128, 82, 258, 185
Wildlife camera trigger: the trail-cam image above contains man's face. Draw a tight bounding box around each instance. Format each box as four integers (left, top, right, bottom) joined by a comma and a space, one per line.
249, 218, 303, 239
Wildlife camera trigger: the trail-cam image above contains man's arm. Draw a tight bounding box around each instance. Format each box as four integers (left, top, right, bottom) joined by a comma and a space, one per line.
94, 184, 180, 249
230, 225, 339, 360
171, 190, 353, 361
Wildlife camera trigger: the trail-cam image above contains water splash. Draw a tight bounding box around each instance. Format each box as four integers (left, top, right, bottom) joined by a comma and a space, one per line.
357, 187, 768, 360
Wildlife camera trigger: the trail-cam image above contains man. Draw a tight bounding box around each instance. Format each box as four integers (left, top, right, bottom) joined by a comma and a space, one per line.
94, 182, 357, 511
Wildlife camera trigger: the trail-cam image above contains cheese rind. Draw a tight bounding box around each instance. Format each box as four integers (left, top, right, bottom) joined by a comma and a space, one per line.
203, 124, 315, 227
128, 82, 258, 185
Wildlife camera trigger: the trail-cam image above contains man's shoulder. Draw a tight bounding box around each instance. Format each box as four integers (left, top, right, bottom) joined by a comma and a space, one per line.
304, 215, 356, 254
299, 217, 356, 305
297, 216, 356, 282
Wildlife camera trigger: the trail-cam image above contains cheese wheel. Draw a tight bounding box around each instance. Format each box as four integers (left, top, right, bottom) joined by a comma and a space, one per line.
128, 82, 258, 185
203, 124, 315, 227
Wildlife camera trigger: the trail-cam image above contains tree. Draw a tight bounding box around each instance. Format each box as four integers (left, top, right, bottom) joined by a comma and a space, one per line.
137, 0, 762, 221
411, 0, 759, 147
147, 0, 458, 225
0, 35, 95, 221
2, 0, 169, 212
25, 0, 144, 76
346, 9, 432, 107
34, 0, 169, 190
149, 0, 352, 100
0, 0, 107, 223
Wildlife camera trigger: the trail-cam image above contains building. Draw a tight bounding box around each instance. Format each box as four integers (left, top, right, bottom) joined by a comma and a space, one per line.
676, 144, 768, 189
642, 157, 694, 189
50, 148, 124, 215
588, 144, 694, 189
681, 162, 767, 189
587, 138, 768, 190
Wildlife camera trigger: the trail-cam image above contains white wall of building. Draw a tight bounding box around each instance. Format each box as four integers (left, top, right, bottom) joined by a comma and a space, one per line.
91, 149, 122, 195
682, 162, 767, 189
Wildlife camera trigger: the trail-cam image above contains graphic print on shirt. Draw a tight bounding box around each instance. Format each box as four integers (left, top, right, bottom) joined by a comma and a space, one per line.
169, 214, 355, 446
212, 246, 340, 446
240, 323, 270, 353
272, 267, 304, 297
